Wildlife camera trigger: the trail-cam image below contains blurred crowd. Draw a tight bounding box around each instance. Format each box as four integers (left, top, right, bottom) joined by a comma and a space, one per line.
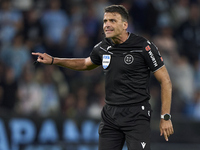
0, 0, 200, 120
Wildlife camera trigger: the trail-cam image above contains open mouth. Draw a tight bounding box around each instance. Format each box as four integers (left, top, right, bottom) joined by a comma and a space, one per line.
105, 29, 114, 33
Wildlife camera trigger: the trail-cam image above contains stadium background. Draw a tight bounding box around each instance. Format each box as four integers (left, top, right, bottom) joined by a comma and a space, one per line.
0, 0, 200, 149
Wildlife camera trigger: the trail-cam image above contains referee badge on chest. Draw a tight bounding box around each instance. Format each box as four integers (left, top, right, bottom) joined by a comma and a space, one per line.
124, 54, 134, 65
102, 55, 111, 69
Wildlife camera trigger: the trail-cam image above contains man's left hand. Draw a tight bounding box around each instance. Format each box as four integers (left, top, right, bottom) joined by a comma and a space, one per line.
160, 119, 174, 141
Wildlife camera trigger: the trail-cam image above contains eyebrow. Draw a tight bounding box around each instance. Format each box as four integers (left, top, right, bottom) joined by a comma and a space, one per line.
103, 18, 117, 22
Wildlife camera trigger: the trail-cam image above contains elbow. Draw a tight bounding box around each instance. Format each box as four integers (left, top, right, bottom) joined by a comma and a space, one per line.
168, 79, 172, 89
161, 77, 172, 90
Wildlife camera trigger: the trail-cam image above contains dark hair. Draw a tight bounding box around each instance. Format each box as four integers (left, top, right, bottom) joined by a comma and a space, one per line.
104, 5, 129, 22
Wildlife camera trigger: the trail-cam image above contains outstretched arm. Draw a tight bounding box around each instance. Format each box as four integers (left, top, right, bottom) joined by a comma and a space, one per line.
32, 52, 99, 71
153, 66, 174, 141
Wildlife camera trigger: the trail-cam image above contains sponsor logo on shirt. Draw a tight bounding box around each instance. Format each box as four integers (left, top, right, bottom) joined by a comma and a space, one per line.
141, 142, 146, 149
145, 45, 158, 67
145, 45, 151, 51
102, 55, 111, 69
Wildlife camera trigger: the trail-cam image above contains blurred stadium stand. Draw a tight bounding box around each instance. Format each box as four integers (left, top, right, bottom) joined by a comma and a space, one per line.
0, 0, 200, 149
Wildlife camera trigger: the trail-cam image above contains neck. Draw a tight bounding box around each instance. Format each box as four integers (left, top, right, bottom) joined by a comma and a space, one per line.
111, 32, 129, 44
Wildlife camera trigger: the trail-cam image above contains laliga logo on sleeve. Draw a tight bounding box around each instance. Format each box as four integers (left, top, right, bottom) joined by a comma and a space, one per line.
124, 54, 134, 64
102, 55, 111, 69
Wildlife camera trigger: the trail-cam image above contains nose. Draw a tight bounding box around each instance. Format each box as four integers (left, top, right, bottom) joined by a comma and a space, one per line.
104, 22, 110, 29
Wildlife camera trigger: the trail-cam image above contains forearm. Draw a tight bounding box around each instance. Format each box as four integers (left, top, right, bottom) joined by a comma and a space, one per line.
160, 78, 172, 115
53, 57, 89, 71
32, 52, 98, 71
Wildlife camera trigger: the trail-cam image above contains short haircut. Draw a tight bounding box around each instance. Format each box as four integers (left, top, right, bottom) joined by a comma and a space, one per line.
104, 5, 129, 22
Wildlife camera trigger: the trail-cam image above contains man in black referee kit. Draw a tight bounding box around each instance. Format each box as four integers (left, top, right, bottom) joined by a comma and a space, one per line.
32, 5, 174, 150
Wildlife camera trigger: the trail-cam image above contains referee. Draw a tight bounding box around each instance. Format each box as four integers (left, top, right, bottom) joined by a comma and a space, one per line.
32, 5, 174, 150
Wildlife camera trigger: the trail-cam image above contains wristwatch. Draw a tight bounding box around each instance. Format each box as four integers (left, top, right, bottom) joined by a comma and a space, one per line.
161, 114, 171, 120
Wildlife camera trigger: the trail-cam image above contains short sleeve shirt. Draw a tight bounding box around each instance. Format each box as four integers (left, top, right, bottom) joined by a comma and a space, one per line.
90, 33, 164, 105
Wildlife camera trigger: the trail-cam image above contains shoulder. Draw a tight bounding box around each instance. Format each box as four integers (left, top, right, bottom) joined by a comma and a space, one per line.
130, 33, 146, 42
94, 41, 103, 49
132, 34, 158, 49
93, 38, 111, 50
126, 33, 149, 47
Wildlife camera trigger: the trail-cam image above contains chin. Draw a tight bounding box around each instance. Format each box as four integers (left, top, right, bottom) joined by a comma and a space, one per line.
105, 34, 113, 38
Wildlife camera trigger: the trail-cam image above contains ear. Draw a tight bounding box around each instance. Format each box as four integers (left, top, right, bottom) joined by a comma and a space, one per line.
123, 21, 128, 30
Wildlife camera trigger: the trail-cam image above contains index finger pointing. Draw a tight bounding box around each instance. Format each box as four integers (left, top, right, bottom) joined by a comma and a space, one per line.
164, 131, 169, 141
32, 52, 41, 56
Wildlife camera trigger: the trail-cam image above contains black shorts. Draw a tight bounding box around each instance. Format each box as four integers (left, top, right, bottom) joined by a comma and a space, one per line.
98, 102, 152, 150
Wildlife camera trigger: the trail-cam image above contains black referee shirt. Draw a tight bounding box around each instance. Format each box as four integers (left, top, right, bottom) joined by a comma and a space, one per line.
90, 33, 164, 105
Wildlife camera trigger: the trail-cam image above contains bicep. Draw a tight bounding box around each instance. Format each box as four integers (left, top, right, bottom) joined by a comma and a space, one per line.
84, 57, 99, 70
153, 66, 171, 84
